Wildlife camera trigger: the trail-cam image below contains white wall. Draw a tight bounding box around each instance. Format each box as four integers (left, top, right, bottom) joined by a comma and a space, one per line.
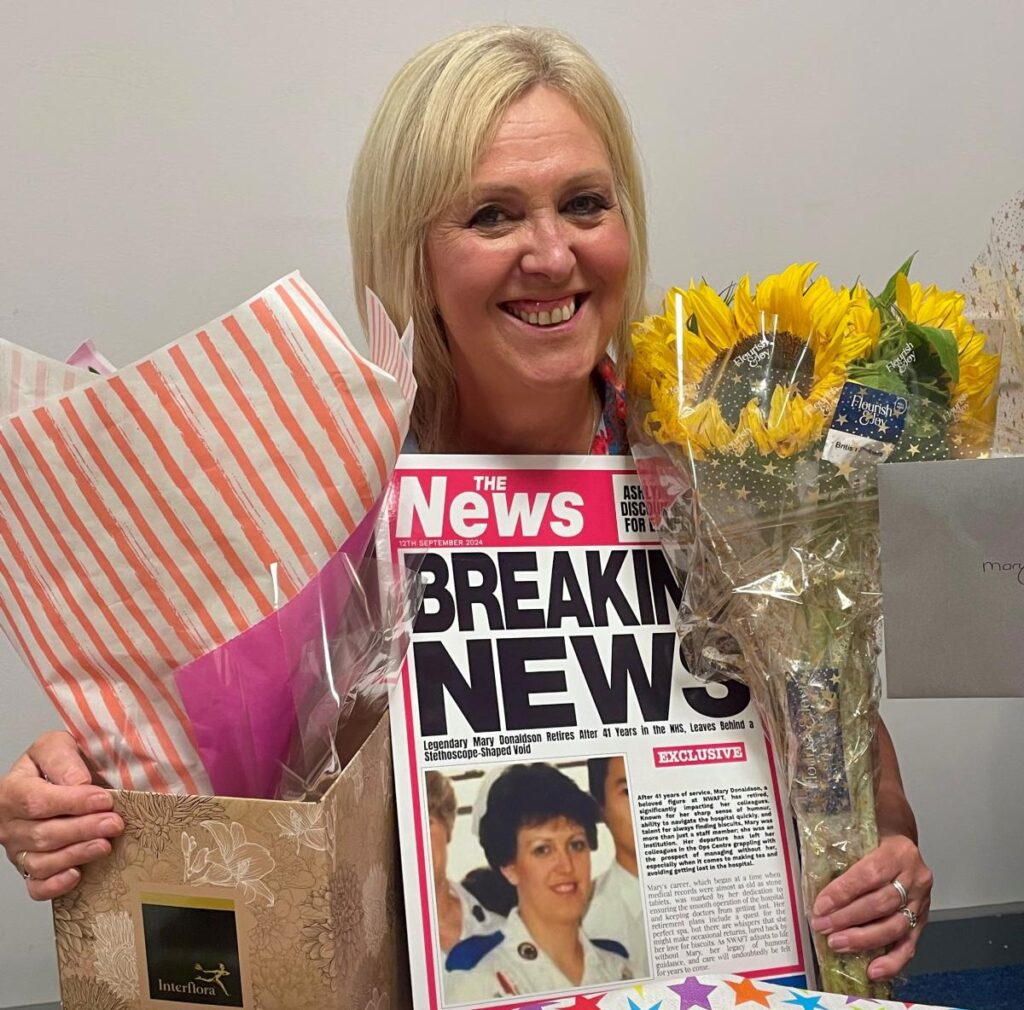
2, 2, 1022, 1004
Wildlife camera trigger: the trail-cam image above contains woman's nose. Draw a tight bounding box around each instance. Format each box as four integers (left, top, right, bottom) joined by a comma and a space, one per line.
552, 845, 574, 875
519, 214, 576, 280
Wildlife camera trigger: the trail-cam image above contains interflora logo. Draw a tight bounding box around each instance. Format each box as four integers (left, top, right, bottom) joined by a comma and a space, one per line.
981, 560, 1024, 585
156, 963, 232, 999
141, 891, 243, 1006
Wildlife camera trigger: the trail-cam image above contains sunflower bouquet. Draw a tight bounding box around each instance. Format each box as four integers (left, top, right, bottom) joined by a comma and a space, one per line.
627, 262, 1000, 998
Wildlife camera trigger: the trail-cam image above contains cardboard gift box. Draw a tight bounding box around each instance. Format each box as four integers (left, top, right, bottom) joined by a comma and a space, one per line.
51, 714, 410, 1010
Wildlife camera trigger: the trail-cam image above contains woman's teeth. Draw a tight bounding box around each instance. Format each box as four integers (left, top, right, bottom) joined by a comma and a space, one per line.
507, 298, 577, 327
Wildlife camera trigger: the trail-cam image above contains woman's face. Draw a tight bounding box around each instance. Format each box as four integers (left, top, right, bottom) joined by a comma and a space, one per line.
426, 85, 630, 399
501, 815, 592, 925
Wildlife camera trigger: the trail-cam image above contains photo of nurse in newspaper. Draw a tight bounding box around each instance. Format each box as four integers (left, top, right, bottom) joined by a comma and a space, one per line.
434, 758, 648, 1005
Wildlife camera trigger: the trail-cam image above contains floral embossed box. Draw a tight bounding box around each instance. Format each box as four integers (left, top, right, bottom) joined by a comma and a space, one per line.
52, 715, 409, 1010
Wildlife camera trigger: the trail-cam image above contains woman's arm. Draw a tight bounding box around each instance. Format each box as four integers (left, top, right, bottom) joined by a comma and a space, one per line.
0, 732, 124, 900
809, 718, 933, 981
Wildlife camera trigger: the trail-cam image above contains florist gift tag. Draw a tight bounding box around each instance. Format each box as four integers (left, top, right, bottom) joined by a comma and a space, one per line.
822, 382, 909, 470
0, 272, 415, 795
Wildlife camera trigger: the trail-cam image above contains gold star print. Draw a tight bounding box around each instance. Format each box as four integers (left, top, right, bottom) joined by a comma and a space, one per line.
836, 462, 854, 479
877, 420, 889, 435
736, 487, 751, 500
730, 372, 745, 385
786, 481, 797, 492
756, 498, 768, 509
717, 481, 727, 491
836, 413, 849, 426
907, 442, 921, 456
726, 505, 737, 515
951, 433, 963, 446
762, 461, 778, 476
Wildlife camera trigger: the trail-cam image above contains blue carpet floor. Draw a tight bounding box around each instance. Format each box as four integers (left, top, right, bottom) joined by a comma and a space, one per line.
894, 963, 1024, 1009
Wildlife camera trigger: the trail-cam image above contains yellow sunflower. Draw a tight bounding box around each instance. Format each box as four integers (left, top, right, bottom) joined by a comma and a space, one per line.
630, 263, 879, 458
894, 273, 1000, 448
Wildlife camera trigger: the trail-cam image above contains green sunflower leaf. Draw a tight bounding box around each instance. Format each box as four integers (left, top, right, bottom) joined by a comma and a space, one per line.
871, 254, 916, 310
907, 322, 960, 383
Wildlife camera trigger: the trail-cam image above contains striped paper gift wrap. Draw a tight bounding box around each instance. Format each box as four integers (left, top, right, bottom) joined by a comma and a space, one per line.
0, 273, 415, 795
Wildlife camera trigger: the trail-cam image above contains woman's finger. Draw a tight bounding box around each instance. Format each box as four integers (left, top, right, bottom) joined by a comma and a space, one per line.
5, 809, 124, 856
812, 855, 895, 917
868, 900, 930, 981
826, 906, 921, 955
810, 878, 905, 934
25, 732, 93, 787
18, 837, 113, 882
1, 769, 113, 823
25, 866, 82, 902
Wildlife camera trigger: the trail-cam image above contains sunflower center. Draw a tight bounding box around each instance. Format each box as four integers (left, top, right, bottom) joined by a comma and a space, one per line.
699, 331, 816, 426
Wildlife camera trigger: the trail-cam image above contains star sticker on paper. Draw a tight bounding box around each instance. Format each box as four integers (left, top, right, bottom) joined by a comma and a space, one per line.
668, 976, 717, 1009
737, 486, 751, 500
568, 993, 608, 1009
907, 442, 921, 456
784, 991, 825, 1010
627, 999, 663, 1010
724, 977, 773, 1006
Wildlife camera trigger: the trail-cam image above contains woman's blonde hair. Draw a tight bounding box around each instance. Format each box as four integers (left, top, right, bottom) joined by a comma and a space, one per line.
349, 25, 648, 451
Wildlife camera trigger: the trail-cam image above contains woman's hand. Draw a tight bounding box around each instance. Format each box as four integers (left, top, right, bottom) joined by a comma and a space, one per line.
809, 831, 933, 981
810, 718, 933, 982
0, 732, 124, 900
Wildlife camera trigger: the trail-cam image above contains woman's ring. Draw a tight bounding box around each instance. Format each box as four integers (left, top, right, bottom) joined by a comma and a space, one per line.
891, 878, 909, 909
15, 850, 31, 880
900, 907, 918, 929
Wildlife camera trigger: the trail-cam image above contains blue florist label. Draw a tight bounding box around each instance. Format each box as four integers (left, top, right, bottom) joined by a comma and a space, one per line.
823, 382, 908, 469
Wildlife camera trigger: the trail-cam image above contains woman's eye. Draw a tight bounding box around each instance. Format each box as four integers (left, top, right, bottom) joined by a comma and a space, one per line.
570, 838, 587, 852
469, 205, 510, 228
532, 844, 550, 857
563, 192, 610, 217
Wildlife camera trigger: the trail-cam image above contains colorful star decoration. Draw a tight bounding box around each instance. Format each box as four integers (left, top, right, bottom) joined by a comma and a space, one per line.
567, 994, 608, 1010
627, 999, 663, 1010
725, 977, 774, 1006
668, 976, 717, 1009
783, 991, 824, 1010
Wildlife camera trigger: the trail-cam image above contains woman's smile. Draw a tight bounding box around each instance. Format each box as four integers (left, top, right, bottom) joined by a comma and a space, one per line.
500, 292, 586, 328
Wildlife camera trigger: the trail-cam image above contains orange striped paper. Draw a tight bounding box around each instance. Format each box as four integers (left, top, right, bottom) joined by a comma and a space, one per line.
0, 273, 415, 794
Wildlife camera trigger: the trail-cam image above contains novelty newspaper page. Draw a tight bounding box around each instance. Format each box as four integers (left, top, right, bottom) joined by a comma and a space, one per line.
387, 456, 811, 1010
